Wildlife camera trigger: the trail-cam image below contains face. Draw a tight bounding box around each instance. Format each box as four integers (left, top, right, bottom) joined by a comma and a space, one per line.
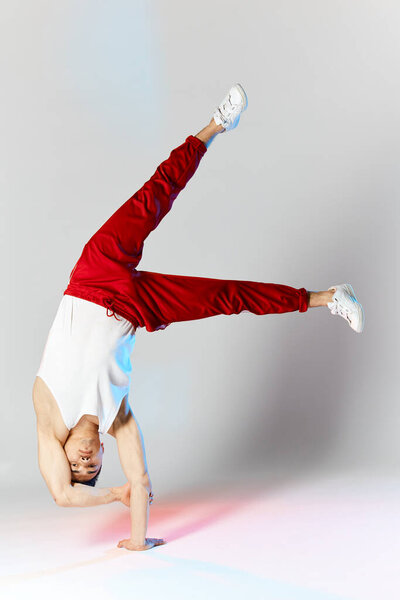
64, 431, 104, 483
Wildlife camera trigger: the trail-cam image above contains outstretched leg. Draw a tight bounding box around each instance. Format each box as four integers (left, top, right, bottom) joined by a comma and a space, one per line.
125, 270, 311, 332
124, 272, 364, 333
66, 84, 247, 287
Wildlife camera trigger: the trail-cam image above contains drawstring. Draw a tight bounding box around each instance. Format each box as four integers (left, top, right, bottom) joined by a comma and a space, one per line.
104, 298, 122, 321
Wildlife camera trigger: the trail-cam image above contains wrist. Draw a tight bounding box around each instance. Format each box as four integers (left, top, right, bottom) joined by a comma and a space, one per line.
109, 488, 120, 503
130, 537, 146, 547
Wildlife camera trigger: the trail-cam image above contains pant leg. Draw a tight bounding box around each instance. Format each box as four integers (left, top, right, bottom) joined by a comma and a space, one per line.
128, 270, 309, 332
67, 135, 207, 284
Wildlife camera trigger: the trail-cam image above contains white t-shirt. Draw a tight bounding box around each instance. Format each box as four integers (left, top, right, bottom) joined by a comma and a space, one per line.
36, 295, 136, 434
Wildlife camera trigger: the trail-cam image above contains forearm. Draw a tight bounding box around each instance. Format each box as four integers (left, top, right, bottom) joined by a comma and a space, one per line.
129, 482, 150, 544
63, 483, 118, 507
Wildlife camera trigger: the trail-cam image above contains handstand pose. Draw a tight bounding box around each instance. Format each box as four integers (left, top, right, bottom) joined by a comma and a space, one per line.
32, 84, 364, 552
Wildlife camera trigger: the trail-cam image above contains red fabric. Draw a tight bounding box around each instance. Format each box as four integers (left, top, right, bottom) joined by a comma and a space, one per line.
64, 135, 308, 332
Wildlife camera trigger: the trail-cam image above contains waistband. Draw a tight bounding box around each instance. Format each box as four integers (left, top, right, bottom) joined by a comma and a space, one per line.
63, 287, 139, 330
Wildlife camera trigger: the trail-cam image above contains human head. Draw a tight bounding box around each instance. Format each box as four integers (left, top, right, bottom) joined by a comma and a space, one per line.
63, 422, 104, 485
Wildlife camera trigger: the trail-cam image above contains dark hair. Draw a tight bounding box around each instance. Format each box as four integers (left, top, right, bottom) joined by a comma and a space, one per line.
71, 465, 102, 487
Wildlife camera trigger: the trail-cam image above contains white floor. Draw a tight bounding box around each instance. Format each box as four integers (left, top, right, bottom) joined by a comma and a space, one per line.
1, 470, 399, 600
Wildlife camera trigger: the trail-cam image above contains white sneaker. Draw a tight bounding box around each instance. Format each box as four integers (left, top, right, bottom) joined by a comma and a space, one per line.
327, 283, 364, 333
213, 83, 248, 131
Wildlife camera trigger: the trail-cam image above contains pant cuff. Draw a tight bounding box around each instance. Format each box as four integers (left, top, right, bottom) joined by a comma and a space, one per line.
186, 134, 207, 155
298, 287, 309, 312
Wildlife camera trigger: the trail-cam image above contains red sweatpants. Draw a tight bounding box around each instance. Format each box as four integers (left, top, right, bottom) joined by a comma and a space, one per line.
64, 135, 308, 331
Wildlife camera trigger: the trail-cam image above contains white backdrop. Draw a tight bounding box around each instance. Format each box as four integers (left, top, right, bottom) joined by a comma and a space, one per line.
1, 0, 399, 497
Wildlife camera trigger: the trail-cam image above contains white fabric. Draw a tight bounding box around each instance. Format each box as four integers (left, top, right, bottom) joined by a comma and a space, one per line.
36, 295, 136, 434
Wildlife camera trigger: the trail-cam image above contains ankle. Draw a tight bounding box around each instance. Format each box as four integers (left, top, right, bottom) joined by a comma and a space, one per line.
209, 118, 225, 133
326, 290, 334, 304
195, 120, 225, 146
308, 290, 334, 307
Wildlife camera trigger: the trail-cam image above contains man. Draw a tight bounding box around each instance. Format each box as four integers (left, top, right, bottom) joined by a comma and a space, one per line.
33, 84, 364, 552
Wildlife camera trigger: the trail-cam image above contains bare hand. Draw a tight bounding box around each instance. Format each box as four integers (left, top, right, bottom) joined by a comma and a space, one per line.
110, 482, 131, 507
117, 537, 166, 551
110, 483, 154, 507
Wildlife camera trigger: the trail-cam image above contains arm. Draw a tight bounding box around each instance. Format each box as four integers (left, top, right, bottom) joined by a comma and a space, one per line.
113, 401, 163, 550
64, 482, 117, 507
37, 426, 117, 507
